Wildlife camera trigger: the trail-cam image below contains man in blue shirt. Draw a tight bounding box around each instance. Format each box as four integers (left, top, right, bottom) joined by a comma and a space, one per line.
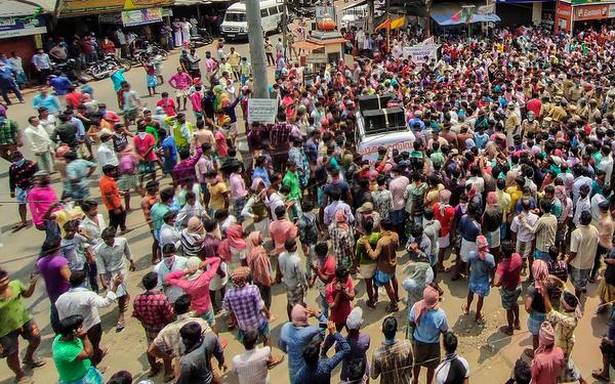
32, 89, 61, 115
279, 304, 327, 382
295, 321, 350, 384
408, 286, 449, 384
0, 61, 23, 105
110, 68, 126, 108
48, 74, 72, 96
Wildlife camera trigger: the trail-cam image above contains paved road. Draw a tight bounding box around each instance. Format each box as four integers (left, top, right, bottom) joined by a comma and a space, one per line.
0, 33, 607, 384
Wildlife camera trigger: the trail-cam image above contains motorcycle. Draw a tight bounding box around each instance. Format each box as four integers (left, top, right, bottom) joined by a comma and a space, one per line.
51, 58, 87, 82
133, 43, 168, 64
86, 54, 131, 81
190, 28, 215, 48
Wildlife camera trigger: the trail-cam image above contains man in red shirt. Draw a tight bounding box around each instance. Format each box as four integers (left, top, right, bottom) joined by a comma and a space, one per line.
325, 266, 355, 332
99, 164, 127, 233
433, 189, 455, 272
64, 85, 83, 110
526, 93, 542, 117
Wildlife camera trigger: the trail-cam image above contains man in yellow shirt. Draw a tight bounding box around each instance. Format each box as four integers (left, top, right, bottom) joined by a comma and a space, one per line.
227, 46, 241, 81
506, 176, 524, 217
205, 170, 229, 216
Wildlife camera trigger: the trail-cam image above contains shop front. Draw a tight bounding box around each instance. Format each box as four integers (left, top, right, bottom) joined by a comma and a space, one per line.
495, 0, 555, 27
555, 0, 615, 33
0, 2, 49, 78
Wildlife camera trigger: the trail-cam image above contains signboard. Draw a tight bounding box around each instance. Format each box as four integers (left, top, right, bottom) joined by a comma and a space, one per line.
122, 7, 162, 26
248, 99, 278, 124
0, 16, 46, 39
58, 0, 172, 18
556, 1, 572, 32
574, 3, 611, 20
572, 0, 615, 4
403, 43, 439, 64
306, 53, 328, 64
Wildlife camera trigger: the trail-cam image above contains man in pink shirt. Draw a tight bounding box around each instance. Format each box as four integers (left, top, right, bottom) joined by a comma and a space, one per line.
530, 321, 564, 384
164, 255, 221, 326
228, 164, 248, 219
388, 165, 409, 242
190, 84, 204, 120
27, 171, 59, 229
168, 67, 192, 111
269, 205, 297, 283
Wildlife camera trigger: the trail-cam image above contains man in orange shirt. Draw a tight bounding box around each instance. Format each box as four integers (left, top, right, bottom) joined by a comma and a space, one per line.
100, 164, 127, 233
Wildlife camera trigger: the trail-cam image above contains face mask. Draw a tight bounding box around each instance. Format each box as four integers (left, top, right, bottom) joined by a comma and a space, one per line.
138, 132, 147, 139
12, 158, 24, 167
163, 255, 175, 268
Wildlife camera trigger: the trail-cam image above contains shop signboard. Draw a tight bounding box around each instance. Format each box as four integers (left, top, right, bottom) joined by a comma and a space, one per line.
403, 43, 439, 64
0, 16, 46, 38
574, 3, 610, 20
122, 7, 163, 26
58, 0, 172, 17
572, 0, 615, 4
306, 53, 328, 64
248, 99, 278, 124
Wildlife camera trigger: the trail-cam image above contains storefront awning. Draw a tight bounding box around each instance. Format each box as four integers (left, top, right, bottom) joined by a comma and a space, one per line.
0, 1, 48, 38
431, 2, 501, 26
342, 0, 370, 11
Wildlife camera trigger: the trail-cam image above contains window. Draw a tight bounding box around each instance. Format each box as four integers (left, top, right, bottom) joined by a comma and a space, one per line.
268, 7, 278, 15
225, 12, 246, 22
277, 5, 284, 13
261, 8, 269, 17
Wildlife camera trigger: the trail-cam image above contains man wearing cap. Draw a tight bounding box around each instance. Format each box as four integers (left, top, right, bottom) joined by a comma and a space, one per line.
24, 115, 54, 174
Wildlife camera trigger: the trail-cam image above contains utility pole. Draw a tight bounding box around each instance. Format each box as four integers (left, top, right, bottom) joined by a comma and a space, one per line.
246, 0, 269, 98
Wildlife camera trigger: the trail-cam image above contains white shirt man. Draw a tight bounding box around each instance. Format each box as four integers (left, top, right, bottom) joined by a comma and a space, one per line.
95, 134, 119, 171
154, 249, 187, 303
24, 117, 53, 172
56, 276, 120, 332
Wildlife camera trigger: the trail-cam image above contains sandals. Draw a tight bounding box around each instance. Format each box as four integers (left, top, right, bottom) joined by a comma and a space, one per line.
115, 321, 125, 333
592, 369, 610, 382
386, 303, 399, 313
268, 354, 285, 368
23, 358, 45, 368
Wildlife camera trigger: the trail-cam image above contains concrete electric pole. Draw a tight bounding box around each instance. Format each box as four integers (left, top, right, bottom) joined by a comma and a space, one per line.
246, 0, 269, 98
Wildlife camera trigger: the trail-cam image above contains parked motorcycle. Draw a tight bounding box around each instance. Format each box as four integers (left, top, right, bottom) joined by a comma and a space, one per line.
51, 58, 86, 82
190, 28, 214, 47
86, 54, 131, 80
133, 43, 168, 64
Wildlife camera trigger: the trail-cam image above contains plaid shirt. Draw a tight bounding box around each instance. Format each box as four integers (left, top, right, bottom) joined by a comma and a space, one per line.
371, 339, 414, 384
132, 290, 174, 338
223, 284, 266, 331
0, 119, 18, 146
269, 122, 292, 151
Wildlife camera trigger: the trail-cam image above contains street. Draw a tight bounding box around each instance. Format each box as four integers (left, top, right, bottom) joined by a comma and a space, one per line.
0, 34, 607, 384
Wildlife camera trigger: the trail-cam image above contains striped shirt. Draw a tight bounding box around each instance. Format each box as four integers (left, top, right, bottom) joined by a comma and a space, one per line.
530, 213, 558, 252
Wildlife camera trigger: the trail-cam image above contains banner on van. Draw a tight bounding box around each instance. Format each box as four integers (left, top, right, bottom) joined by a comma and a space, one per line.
248, 99, 278, 124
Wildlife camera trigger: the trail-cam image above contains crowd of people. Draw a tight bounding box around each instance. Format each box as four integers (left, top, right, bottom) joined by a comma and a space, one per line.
4, 16, 615, 384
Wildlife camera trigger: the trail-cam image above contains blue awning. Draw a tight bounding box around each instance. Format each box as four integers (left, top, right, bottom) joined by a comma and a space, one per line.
431, 2, 501, 26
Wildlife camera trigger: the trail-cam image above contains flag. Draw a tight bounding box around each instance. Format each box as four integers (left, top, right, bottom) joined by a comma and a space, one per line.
390, 16, 406, 29
375, 19, 391, 31
450, 10, 462, 22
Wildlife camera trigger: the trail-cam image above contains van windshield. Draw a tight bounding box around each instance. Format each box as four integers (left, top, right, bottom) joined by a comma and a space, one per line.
225, 12, 246, 22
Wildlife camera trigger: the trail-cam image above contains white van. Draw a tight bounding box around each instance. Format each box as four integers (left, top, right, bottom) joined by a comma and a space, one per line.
221, 0, 283, 40
355, 111, 416, 162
